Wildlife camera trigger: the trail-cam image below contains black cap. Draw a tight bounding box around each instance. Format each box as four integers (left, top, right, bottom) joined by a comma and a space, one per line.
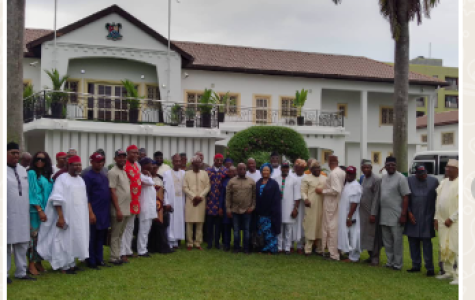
7, 142, 19, 151
139, 157, 153, 165
115, 149, 126, 157
281, 162, 290, 168
270, 151, 279, 157
385, 156, 397, 164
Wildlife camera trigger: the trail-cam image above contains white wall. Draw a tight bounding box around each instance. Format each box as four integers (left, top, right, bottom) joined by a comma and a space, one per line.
23, 58, 42, 91
416, 123, 458, 152
57, 13, 169, 51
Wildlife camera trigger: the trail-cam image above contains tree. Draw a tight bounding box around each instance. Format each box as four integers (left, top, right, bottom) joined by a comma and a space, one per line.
7, 0, 26, 148
332, 0, 439, 173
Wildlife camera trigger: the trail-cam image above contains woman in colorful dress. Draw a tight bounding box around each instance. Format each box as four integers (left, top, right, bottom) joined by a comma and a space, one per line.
255, 163, 282, 254
27, 151, 54, 275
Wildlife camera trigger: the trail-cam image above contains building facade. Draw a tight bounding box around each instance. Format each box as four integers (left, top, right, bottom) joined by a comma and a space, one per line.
416, 111, 458, 152
22, 5, 445, 172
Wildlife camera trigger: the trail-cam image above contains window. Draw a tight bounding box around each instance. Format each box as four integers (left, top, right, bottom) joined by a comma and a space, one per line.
86, 83, 136, 121
371, 152, 381, 165
380, 106, 394, 125
220, 93, 239, 115
321, 150, 333, 164
445, 96, 458, 108
281, 97, 296, 117
441, 132, 454, 145
65, 80, 79, 103
445, 77, 458, 87
421, 134, 427, 143
253, 95, 271, 124
337, 103, 348, 117
185, 91, 203, 110
416, 97, 425, 107
146, 85, 161, 108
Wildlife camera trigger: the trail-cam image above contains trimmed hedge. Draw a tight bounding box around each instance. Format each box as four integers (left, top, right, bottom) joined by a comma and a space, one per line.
226, 126, 310, 164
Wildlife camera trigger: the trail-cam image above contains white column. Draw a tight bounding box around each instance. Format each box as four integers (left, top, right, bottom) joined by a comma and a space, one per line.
360, 90, 368, 164
208, 139, 215, 163
105, 133, 114, 166
427, 92, 436, 151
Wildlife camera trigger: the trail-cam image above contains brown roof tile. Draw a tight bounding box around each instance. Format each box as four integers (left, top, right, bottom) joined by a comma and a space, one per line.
24, 28, 52, 53
416, 110, 458, 128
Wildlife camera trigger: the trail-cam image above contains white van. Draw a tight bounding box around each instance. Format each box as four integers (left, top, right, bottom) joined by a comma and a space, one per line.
410, 150, 458, 181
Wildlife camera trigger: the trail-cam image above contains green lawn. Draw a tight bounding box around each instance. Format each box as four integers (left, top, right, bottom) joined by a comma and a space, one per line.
8, 236, 457, 300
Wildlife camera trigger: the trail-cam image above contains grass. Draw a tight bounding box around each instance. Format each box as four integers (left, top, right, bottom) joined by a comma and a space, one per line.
8, 236, 457, 300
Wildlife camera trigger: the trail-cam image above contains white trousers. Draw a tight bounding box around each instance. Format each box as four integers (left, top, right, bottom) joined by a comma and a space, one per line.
278, 224, 293, 252
120, 215, 136, 256
169, 240, 179, 248
137, 218, 153, 255
7, 242, 28, 278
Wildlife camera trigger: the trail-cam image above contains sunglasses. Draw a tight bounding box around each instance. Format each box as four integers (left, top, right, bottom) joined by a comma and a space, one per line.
35, 157, 46, 162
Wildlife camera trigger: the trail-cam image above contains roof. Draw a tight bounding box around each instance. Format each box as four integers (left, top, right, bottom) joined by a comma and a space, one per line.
23, 5, 445, 86
416, 110, 459, 129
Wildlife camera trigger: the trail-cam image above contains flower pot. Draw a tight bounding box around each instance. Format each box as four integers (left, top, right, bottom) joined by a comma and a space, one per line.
297, 116, 305, 126
186, 120, 194, 128
201, 113, 211, 128
218, 112, 225, 123
129, 108, 139, 123
51, 102, 65, 119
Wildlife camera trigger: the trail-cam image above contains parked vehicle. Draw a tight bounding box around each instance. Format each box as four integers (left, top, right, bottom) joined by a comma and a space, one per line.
410, 150, 458, 181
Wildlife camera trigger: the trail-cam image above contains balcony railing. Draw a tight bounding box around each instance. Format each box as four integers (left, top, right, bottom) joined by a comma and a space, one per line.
23, 90, 344, 128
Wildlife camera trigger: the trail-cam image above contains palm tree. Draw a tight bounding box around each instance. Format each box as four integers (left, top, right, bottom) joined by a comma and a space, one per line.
7, 0, 26, 148
332, 0, 439, 173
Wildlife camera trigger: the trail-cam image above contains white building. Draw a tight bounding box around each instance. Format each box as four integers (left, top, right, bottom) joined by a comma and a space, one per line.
22, 4, 446, 171
416, 111, 458, 152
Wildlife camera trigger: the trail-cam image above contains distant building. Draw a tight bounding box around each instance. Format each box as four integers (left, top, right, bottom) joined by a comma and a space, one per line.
416, 111, 458, 152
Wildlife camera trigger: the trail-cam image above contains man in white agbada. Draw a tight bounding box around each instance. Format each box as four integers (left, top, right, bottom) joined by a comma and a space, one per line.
337, 166, 362, 262
7, 142, 36, 283
275, 162, 301, 254
137, 158, 158, 257
163, 154, 186, 248
245, 158, 261, 182
290, 159, 307, 253
435, 159, 459, 285
37, 155, 89, 274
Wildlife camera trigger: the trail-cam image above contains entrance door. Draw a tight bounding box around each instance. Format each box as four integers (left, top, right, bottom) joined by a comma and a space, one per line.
87, 83, 134, 122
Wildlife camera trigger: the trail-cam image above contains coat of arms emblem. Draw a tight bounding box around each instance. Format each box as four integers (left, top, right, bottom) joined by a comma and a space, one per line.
105, 22, 122, 41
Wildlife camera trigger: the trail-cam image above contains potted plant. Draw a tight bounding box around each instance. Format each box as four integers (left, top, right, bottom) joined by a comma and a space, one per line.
185, 106, 195, 127
212, 91, 230, 123
23, 84, 35, 123
121, 79, 141, 123
199, 88, 214, 128
45, 69, 69, 119
170, 103, 181, 126
293, 88, 308, 126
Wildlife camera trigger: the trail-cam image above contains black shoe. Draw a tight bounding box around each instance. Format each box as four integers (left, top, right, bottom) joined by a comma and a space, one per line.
215, 245, 222, 250
109, 260, 123, 266
363, 258, 372, 263
73, 267, 84, 272
233, 249, 240, 254
98, 262, 111, 268
244, 250, 251, 255
406, 268, 421, 273
139, 253, 151, 258
87, 264, 99, 270
62, 269, 77, 275
7, 278, 12, 284
285, 251, 291, 255
223, 246, 230, 252
392, 267, 401, 271
207, 246, 213, 250
18, 275, 37, 281
427, 270, 435, 277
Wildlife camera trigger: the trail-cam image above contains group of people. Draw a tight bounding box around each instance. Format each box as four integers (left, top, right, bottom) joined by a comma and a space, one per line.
7, 143, 459, 286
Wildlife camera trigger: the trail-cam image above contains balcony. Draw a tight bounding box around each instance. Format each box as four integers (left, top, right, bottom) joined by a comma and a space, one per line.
23, 90, 344, 129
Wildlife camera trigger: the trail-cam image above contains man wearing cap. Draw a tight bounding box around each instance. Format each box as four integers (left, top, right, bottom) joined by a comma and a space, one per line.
316, 155, 346, 261
404, 165, 439, 276
53, 152, 67, 175
226, 163, 256, 254
301, 160, 326, 256
337, 166, 363, 262
52, 149, 78, 181
205, 153, 227, 249
7, 142, 36, 283
184, 156, 211, 250
108, 149, 133, 265
435, 159, 459, 285
83, 153, 111, 269
223, 157, 234, 169
37, 155, 89, 274
359, 159, 382, 266
245, 158, 261, 183
379, 156, 411, 271
274, 162, 301, 255
154, 151, 172, 176
120, 145, 141, 261
81, 149, 108, 177
136, 157, 157, 257
163, 154, 186, 249
270, 152, 281, 179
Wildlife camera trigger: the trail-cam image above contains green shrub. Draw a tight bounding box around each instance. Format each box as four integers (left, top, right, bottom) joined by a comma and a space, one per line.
226, 126, 309, 164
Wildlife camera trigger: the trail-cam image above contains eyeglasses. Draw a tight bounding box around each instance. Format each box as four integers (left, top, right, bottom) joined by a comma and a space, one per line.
35, 157, 46, 162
